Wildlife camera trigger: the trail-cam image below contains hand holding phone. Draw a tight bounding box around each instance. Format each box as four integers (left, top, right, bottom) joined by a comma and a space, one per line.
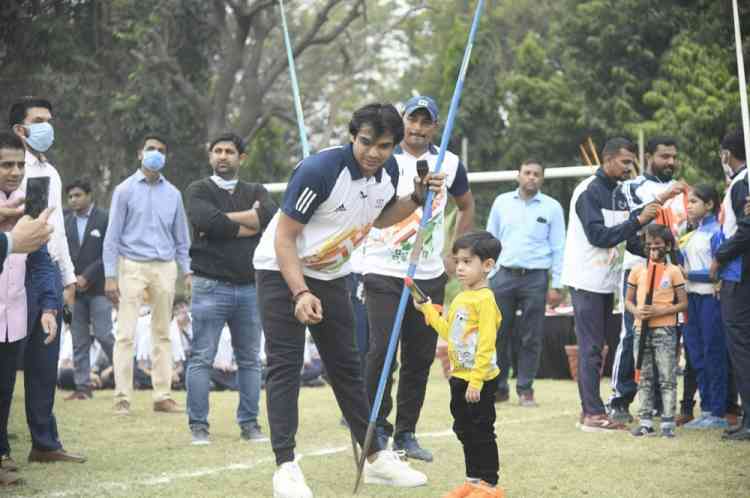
24, 177, 50, 219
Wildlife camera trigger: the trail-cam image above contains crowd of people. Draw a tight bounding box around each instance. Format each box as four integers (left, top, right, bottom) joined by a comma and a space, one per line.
0, 94, 748, 498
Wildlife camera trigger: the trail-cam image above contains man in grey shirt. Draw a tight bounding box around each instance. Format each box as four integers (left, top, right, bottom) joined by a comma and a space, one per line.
103, 134, 192, 416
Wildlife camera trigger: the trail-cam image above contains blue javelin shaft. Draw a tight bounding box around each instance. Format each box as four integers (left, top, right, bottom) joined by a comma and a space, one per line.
367, 0, 485, 426
279, 0, 310, 157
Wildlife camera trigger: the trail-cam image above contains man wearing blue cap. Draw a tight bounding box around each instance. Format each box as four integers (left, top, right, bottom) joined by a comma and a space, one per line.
362, 96, 475, 461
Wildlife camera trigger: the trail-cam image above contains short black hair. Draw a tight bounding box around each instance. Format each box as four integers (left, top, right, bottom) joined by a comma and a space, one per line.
646, 136, 678, 155
690, 183, 720, 216
8, 97, 53, 128
520, 159, 544, 173
65, 179, 92, 195
209, 132, 245, 154
721, 129, 746, 161
349, 103, 404, 145
452, 230, 502, 262
602, 137, 636, 160
141, 133, 168, 151
643, 223, 675, 247
0, 131, 25, 151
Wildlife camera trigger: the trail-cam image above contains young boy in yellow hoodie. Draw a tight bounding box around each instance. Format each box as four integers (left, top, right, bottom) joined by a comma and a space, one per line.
414, 231, 504, 498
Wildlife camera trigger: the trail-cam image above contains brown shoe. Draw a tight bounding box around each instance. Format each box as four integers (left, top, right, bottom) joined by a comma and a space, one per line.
725, 413, 740, 428
580, 414, 626, 433
28, 448, 86, 464
153, 399, 182, 413
65, 391, 92, 401
675, 414, 694, 426
114, 400, 130, 416
0, 454, 18, 472
0, 468, 22, 486
519, 392, 538, 407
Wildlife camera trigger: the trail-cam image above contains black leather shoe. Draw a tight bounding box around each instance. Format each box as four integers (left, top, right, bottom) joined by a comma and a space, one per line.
722, 427, 750, 441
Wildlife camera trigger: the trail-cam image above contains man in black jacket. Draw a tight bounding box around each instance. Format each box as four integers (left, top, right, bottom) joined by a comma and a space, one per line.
184, 132, 276, 445
63, 179, 112, 400
714, 130, 750, 441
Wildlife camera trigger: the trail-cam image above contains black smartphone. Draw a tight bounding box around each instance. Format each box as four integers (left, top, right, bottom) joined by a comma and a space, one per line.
24, 177, 50, 218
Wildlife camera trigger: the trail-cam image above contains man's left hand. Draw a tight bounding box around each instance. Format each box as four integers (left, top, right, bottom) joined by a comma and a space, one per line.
41, 312, 58, 345
546, 288, 563, 308
184, 274, 193, 295
63, 284, 76, 306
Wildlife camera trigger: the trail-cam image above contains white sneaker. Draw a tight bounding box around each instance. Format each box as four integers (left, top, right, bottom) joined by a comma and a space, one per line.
273, 461, 313, 498
363, 450, 428, 487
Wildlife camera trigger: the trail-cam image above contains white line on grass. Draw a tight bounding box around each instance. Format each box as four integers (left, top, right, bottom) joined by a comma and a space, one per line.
22, 410, 575, 498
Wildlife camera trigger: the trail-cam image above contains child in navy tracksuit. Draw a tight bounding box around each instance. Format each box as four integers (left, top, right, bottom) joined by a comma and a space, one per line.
679, 184, 729, 429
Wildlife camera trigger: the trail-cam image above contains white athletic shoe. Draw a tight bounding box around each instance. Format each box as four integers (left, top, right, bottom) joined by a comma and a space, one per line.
273, 461, 313, 498
363, 450, 428, 487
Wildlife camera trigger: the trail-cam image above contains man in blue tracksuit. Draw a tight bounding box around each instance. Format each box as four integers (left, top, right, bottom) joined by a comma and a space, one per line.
561, 137, 659, 431
714, 130, 750, 441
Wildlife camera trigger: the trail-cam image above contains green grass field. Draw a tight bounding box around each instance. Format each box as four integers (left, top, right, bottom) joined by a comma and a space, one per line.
6, 366, 750, 498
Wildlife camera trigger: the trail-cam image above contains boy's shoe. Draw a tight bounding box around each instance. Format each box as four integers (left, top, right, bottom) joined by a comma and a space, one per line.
241, 423, 266, 442
191, 426, 210, 446
442, 481, 476, 498
363, 450, 428, 487
273, 461, 313, 498
630, 425, 656, 437
518, 392, 538, 408
393, 432, 433, 462
465, 481, 505, 498
608, 406, 633, 424
580, 414, 625, 433
661, 427, 676, 438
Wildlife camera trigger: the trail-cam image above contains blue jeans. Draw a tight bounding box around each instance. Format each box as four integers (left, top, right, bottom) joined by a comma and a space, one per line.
186, 277, 262, 429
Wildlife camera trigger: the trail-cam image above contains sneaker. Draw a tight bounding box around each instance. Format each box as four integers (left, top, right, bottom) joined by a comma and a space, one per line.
465, 481, 505, 498
683, 413, 710, 429
580, 414, 626, 433
661, 427, 676, 438
518, 392, 538, 408
393, 432, 433, 462
364, 450, 428, 487
494, 390, 509, 403
191, 426, 210, 446
153, 399, 182, 413
691, 415, 729, 430
241, 423, 267, 442
630, 425, 656, 437
113, 400, 130, 416
273, 461, 313, 498
608, 406, 634, 424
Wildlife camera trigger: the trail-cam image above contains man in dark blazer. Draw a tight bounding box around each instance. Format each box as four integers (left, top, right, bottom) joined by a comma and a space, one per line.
63, 179, 113, 400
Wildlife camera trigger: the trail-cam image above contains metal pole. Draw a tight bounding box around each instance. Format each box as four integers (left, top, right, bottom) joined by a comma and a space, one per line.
279, 0, 310, 158
353, 0, 486, 493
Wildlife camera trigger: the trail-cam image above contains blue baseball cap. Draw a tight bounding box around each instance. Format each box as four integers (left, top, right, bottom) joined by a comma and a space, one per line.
403, 96, 439, 122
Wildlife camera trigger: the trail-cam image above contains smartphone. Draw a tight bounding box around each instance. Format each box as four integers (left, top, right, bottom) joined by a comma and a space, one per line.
24, 177, 50, 218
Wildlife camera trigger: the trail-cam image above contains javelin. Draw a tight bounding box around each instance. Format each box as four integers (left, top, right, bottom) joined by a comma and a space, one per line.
732, 0, 750, 189
352, 0, 486, 493
279, 0, 310, 157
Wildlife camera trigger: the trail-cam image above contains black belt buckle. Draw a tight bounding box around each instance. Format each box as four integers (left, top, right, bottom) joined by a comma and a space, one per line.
502, 266, 528, 276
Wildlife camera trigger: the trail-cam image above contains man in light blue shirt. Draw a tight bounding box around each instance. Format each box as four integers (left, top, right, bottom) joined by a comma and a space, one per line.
486, 159, 565, 406
103, 134, 192, 416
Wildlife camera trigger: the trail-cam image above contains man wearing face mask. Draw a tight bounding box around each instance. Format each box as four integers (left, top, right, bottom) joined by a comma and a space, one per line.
103, 134, 192, 416
562, 137, 659, 432
8, 97, 86, 464
607, 136, 689, 424
184, 132, 276, 445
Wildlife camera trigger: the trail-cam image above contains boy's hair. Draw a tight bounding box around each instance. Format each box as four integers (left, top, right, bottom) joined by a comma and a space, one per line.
0, 131, 24, 151
643, 223, 678, 262
452, 230, 502, 262
8, 96, 53, 127
65, 179, 92, 195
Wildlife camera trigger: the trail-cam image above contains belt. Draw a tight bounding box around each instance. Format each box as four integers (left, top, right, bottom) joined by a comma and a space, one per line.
500, 266, 543, 277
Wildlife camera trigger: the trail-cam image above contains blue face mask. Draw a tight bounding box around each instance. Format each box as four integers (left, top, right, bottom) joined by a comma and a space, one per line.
24, 122, 54, 152
142, 150, 166, 172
